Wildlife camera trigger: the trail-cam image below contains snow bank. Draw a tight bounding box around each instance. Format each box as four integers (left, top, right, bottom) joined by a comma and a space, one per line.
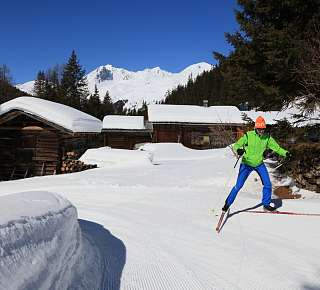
80, 146, 153, 167
138, 142, 231, 161
0, 97, 102, 133
0, 191, 102, 290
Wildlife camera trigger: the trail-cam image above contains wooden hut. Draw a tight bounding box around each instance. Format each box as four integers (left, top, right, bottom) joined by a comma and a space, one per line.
148, 104, 245, 149
0, 97, 102, 180
102, 115, 152, 149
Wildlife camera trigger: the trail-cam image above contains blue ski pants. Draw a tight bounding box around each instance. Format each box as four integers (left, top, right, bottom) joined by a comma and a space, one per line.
226, 163, 272, 207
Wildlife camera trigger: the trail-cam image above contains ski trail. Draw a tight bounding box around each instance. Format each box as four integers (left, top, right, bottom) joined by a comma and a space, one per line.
234, 213, 248, 287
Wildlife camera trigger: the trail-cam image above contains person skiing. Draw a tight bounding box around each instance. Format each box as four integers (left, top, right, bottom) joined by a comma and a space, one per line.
222, 116, 291, 212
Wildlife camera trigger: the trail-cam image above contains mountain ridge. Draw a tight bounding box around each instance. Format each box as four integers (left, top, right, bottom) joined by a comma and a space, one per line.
16, 62, 213, 110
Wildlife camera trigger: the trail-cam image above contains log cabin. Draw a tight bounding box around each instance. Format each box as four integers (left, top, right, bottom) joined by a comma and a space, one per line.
0, 97, 102, 180
102, 115, 152, 149
147, 104, 246, 149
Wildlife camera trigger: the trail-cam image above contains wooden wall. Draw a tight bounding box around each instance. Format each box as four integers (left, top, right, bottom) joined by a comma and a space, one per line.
0, 112, 99, 180
0, 131, 16, 179
152, 123, 244, 149
32, 131, 60, 176
104, 132, 152, 149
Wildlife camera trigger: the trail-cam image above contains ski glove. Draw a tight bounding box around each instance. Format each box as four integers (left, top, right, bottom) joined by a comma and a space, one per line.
285, 152, 292, 159
237, 148, 245, 156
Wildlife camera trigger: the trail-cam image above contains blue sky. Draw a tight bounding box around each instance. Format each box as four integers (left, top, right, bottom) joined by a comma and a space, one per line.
2, 0, 239, 84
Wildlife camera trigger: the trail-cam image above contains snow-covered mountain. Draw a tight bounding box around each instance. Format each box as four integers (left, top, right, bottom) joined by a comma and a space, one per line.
16, 62, 212, 110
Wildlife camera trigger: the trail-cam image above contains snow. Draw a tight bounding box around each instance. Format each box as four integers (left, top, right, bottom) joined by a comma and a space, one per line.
79, 146, 154, 168
103, 115, 146, 130
86, 62, 213, 110
0, 96, 102, 133
243, 103, 320, 127
242, 110, 288, 125
15, 80, 35, 95
138, 142, 223, 161
0, 143, 320, 290
148, 104, 244, 124
16, 63, 213, 110
0, 191, 102, 290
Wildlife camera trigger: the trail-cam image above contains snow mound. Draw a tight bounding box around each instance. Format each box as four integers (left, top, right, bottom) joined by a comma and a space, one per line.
0, 191, 101, 290
80, 146, 154, 168
138, 142, 231, 161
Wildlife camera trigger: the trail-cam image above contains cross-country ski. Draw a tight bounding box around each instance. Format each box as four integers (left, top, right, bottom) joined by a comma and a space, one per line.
215, 210, 228, 233
243, 209, 320, 217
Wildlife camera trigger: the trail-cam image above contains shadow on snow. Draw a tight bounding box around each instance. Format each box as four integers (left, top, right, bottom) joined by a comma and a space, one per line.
79, 219, 126, 290
219, 198, 283, 233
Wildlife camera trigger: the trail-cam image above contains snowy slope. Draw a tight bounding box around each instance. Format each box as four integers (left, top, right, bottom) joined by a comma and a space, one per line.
0, 144, 320, 290
16, 63, 213, 110
16, 80, 34, 95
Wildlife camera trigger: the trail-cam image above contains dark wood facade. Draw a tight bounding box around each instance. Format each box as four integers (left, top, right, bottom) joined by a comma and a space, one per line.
151, 123, 245, 149
102, 130, 152, 149
0, 110, 98, 180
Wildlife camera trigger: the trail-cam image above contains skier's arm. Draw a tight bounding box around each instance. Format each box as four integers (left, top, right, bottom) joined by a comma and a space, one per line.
267, 137, 288, 157
233, 134, 247, 152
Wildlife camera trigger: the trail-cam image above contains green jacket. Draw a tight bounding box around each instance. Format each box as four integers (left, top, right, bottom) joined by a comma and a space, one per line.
233, 130, 288, 167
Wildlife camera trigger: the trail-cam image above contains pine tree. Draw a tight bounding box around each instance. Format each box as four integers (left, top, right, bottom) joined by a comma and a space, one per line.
86, 85, 102, 118
101, 91, 114, 117
294, 25, 320, 121
0, 65, 12, 83
33, 71, 47, 98
137, 101, 148, 119
0, 65, 29, 104
60, 50, 89, 110
164, 1, 320, 111
214, 0, 320, 109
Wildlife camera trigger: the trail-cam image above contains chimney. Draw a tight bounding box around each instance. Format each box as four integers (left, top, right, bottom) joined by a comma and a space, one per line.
203, 100, 209, 107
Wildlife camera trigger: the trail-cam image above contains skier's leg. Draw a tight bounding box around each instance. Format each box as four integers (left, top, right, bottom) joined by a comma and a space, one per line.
225, 164, 253, 208
255, 163, 272, 206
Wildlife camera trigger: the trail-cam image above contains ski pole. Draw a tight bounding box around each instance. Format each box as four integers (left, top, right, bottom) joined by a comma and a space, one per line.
273, 159, 290, 170
233, 155, 241, 168
233, 146, 246, 168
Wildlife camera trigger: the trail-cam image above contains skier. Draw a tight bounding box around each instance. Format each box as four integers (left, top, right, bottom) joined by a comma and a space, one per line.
222, 116, 291, 212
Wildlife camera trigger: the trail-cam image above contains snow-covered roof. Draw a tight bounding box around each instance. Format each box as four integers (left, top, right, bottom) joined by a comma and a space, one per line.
0, 97, 102, 133
102, 115, 149, 130
148, 104, 244, 124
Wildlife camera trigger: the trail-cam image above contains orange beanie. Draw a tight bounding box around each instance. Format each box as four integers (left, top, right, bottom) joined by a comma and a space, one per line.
255, 116, 266, 129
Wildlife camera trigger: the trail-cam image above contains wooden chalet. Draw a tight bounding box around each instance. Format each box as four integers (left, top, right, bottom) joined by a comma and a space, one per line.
102, 115, 152, 149
0, 97, 102, 180
148, 104, 246, 149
